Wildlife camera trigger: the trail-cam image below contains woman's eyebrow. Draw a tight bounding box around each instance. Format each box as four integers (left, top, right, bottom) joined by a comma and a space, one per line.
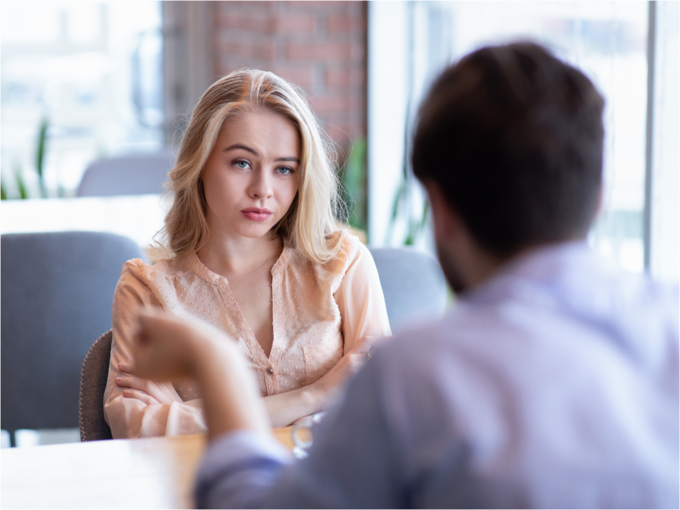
223, 144, 299, 164
223, 143, 259, 156
275, 157, 300, 164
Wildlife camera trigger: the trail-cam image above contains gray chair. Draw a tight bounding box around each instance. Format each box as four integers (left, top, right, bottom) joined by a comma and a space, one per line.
80, 330, 114, 441
369, 247, 448, 333
76, 149, 176, 197
1, 232, 143, 445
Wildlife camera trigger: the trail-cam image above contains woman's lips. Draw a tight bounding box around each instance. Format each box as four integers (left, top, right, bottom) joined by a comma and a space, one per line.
241, 208, 273, 222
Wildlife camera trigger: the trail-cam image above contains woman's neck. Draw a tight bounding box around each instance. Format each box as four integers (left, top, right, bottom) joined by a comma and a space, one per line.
196, 233, 283, 278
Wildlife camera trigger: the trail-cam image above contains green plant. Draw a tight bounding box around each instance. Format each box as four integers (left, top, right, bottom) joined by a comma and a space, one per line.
16, 163, 30, 199
1, 161, 30, 200
385, 106, 429, 246
35, 117, 49, 198
2, 117, 50, 200
340, 138, 368, 234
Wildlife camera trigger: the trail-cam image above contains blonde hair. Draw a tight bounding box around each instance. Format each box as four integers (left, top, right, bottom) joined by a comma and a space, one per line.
160, 69, 345, 264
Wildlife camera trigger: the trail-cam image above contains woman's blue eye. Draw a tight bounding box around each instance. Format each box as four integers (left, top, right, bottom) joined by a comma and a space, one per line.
277, 167, 293, 175
234, 160, 249, 169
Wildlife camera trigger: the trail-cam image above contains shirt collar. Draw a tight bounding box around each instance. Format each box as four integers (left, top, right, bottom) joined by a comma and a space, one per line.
462, 240, 614, 305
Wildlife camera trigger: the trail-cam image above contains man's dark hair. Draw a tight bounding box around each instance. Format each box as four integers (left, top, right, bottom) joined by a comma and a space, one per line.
412, 42, 605, 257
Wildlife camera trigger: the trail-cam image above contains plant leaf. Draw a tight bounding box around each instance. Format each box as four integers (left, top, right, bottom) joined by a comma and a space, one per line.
342, 137, 367, 231
36, 117, 49, 197
17, 171, 30, 199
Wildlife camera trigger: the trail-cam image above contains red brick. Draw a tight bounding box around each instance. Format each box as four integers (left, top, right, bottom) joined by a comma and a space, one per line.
270, 65, 314, 91
325, 68, 365, 88
324, 122, 365, 144
287, 41, 364, 61
271, 13, 316, 33
212, 0, 367, 145
217, 39, 277, 61
327, 15, 365, 33
219, 1, 278, 12
286, 1, 348, 11
309, 94, 363, 115
342, 2, 365, 16
215, 12, 271, 32
217, 54, 268, 73
325, 124, 351, 144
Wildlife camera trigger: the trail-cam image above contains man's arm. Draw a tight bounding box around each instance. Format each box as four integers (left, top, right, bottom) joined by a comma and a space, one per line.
195, 354, 404, 508
131, 310, 270, 439
132, 310, 403, 508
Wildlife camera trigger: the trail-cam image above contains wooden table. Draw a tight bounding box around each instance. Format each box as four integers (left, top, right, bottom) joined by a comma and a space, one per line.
1, 428, 294, 509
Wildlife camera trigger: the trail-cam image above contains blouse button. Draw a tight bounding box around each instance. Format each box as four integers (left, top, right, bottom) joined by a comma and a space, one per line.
266, 368, 274, 375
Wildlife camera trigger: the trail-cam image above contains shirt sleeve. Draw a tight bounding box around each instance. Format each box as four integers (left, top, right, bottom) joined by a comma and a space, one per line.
194, 351, 404, 509
103, 261, 207, 438
194, 431, 293, 509
334, 237, 392, 354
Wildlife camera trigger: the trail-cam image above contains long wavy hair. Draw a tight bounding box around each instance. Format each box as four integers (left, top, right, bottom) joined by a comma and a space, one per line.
159, 69, 344, 263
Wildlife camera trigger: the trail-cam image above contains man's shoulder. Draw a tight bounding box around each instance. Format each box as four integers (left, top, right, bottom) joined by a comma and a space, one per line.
372, 265, 679, 382
372, 307, 486, 368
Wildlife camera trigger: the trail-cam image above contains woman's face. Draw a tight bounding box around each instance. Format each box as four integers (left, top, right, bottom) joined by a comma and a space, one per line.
201, 110, 301, 241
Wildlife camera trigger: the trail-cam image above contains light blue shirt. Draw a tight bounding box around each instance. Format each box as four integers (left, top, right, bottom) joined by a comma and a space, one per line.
195, 242, 679, 508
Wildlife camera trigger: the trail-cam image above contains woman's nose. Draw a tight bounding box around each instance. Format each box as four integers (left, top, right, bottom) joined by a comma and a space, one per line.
249, 169, 273, 199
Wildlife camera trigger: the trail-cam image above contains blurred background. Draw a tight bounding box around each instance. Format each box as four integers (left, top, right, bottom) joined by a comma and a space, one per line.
2, 0, 677, 282
0, 0, 678, 449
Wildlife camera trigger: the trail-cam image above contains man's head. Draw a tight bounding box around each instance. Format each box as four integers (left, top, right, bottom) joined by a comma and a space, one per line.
413, 42, 605, 291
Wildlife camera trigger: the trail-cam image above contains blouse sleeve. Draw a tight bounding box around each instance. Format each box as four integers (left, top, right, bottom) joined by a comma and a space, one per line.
334, 238, 392, 354
103, 261, 207, 438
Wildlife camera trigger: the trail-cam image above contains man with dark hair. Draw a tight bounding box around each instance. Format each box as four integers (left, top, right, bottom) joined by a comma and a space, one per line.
132, 42, 679, 508
413, 42, 604, 264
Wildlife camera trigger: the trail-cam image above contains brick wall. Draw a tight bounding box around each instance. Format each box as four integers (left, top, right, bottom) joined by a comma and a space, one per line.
212, 1, 367, 153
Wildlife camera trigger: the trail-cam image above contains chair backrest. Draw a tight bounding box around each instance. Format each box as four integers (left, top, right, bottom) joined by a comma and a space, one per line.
1, 232, 143, 437
79, 331, 114, 441
368, 247, 448, 333
76, 150, 176, 197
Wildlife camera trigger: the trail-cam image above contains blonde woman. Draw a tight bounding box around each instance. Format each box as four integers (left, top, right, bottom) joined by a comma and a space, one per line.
103, 70, 391, 438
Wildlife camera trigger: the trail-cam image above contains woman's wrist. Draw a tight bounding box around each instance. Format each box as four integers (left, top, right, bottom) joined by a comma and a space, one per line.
303, 378, 329, 413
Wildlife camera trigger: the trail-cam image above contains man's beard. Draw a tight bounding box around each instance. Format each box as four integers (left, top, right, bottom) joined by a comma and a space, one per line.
436, 242, 467, 295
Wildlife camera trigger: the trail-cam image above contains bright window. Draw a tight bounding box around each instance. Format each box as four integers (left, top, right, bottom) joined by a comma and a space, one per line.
1, 1, 163, 198
368, 1, 678, 283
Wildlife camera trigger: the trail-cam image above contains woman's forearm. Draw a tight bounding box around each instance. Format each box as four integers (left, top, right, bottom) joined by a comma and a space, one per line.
262, 384, 325, 428
262, 340, 373, 427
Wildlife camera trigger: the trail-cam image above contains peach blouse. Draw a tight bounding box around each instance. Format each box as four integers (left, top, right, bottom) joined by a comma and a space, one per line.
104, 232, 392, 438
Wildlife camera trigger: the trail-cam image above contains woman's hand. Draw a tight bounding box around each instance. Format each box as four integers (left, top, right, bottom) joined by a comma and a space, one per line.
309, 340, 373, 405
116, 362, 184, 405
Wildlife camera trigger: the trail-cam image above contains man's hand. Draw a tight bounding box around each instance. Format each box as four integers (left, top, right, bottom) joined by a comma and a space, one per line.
116, 362, 184, 405
131, 308, 270, 439
130, 308, 211, 382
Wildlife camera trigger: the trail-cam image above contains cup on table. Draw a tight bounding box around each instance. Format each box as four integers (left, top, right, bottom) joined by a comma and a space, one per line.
291, 412, 326, 459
